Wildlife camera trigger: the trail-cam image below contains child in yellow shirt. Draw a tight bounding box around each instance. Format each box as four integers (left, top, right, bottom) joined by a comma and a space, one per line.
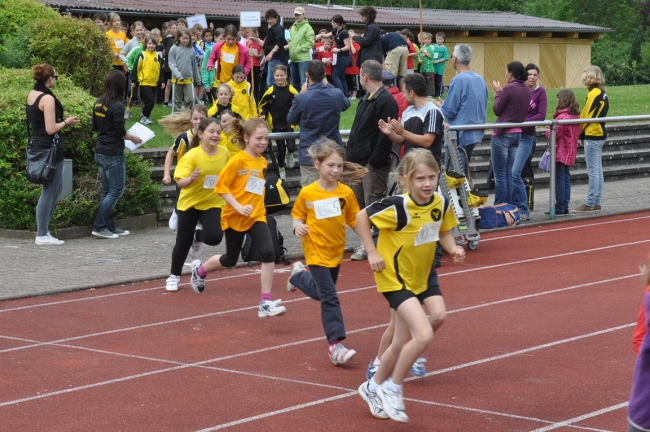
228, 65, 258, 119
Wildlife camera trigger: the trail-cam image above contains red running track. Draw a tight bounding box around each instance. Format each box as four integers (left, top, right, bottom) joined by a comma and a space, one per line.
1, 211, 649, 431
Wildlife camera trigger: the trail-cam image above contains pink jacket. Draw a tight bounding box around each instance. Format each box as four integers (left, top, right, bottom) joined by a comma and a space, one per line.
206, 41, 251, 80
545, 108, 580, 166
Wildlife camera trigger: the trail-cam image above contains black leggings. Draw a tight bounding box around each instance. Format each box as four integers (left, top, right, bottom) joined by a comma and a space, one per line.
171, 207, 223, 275
140, 86, 156, 117
220, 222, 275, 267
273, 127, 296, 168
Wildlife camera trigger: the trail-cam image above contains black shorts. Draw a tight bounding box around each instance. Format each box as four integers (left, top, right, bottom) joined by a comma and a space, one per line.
382, 284, 443, 310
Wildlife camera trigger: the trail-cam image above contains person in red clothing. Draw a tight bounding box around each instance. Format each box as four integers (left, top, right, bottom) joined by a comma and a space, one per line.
317, 38, 335, 81
346, 29, 361, 100
400, 29, 418, 75
633, 256, 650, 356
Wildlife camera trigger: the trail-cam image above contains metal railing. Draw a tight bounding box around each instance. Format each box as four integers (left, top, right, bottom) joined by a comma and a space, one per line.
449, 115, 650, 219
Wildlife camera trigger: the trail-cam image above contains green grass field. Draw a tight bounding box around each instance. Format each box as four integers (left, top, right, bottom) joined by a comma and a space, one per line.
127, 84, 650, 149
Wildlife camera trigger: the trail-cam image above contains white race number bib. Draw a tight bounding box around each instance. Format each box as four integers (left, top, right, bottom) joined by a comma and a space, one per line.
245, 176, 265, 196
203, 175, 218, 189
414, 222, 440, 246
222, 53, 236, 64
313, 197, 342, 220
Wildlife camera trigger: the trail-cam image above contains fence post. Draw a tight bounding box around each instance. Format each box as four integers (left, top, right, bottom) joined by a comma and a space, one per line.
548, 122, 557, 220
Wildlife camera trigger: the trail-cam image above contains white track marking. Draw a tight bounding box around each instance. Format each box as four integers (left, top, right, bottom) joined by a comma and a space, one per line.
530, 402, 629, 431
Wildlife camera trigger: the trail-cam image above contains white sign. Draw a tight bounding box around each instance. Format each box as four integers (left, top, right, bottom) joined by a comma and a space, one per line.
240, 11, 261, 28
203, 175, 218, 189
245, 175, 265, 196
187, 14, 208, 29
414, 222, 440, 246
314, 197, 342, 220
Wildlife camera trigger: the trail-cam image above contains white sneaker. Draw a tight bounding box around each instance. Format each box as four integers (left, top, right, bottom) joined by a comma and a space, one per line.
286, 261, 306, 292
279, 169, 286, 181
258, 299, 286, 317
358, 381, 388, 419
35, 234, 65, 245
351, 245, 368, 261
376, 380, 408, 423
287, 152, 295, 169
165, 275, 181, 292
329, 343, 356, 365
168, 210, 178, 231
190, 259, 206, 293
124, 110, 132, 120
190, 228, 203, 259
110, 228, 130, 236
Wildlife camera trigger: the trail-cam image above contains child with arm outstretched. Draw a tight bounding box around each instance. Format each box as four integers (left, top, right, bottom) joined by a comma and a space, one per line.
287, 140, 368, 365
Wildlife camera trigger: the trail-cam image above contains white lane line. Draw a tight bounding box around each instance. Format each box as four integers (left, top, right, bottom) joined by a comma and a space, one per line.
530, 402, 629, 431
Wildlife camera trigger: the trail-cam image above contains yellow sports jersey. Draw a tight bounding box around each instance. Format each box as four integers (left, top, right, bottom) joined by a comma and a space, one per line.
215, 150, 267, 232
367, 192, 458, 294
228, 80, 258, 120
221, 131, 241, 156
106, 29, 128, 66
174, 145, 230, 211
172, 130, 194, 161
219, 43, 239, 83
292, 182, 360, 267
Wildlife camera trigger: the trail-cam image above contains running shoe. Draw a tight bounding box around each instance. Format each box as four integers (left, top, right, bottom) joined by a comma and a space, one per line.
351, 245, 367, 261
190, 228, 203, 259
287, 152, 295, 169
124, 110, 132, 120
358, 381, 388, 419
165, 275, 180, 292
190, 259, 206, 293
279, 169, 286, 180
258, 299, 287, 317
110, 228, 130, 236
409, 357, 427, 377
92, 229, 118, 239
376, 381, 408, 423
329, 343, 356, 365
286, 261, 306, 292
366, 360, 379, 381
168, 210, 178, 231
35, 234, 64, 245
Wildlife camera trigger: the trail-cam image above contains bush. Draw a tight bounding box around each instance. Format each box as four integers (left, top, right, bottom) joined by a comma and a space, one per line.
29, 15, 113, 96
0, 28, 30, 69
592, 36, 650, 86
0, 0, 58, 45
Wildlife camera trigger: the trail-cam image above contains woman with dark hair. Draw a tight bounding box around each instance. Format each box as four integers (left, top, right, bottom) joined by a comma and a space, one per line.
91, 70, 143, 239
262, 9, 289, 87
490, 61, 531, 218
352, 6, 382, 68
318, 15, 352, 97
26, 64, 80, 245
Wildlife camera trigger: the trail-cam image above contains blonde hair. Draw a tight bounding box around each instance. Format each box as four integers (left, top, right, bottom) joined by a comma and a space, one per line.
581, 65, 606, 93
158, 105, 208, 136
225, 118, 269, 150
398, 149, 440, 192
307, 139, 368, 185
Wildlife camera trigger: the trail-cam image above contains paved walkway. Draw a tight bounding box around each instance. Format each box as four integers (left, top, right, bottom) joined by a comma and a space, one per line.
2, 177, 649, 300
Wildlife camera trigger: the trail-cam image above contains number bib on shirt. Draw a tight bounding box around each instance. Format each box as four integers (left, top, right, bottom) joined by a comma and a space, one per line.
245, 176, 265, 196
114, 40, 124, 49
313, 197, 342, 220
414, 222, 440, 246
203, 175, 218, 189
222, 53, 235, 64
433, 52, 438, 59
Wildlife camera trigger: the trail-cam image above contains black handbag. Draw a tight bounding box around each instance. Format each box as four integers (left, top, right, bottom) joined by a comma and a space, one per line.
263, 145, 290, 214
25, 110, 58, 184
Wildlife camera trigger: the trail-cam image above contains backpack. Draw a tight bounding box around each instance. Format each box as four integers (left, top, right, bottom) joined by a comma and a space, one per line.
264, 147, 291, 214
477, 203, 520, 229
240, 215, 289, 265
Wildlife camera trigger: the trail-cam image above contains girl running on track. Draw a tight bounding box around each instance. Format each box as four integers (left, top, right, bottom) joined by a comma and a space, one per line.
190, 118, 286, 318
165, 117, 230, 292
356, 149, 465, 423
287, 139, 367, 365
160, 105, 209, 232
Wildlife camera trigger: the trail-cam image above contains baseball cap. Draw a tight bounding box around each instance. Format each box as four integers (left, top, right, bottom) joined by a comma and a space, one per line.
382, 70, 396, 86
294, 7, 305, 15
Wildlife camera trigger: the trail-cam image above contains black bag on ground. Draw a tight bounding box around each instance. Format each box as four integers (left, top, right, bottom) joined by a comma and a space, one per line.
241, 215, 289, 265
264, 146, 290, 214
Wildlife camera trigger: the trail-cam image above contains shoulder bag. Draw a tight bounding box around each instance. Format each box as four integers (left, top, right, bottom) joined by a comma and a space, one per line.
25, 106, 58, 184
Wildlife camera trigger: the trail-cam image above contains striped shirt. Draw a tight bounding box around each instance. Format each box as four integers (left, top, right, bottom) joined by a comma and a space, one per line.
401, 101, 444, 165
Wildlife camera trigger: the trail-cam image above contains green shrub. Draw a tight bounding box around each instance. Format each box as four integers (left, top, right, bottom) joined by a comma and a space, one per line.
29, 15, 113, 96
0, 0, 58, 44
0, 28, 30, 69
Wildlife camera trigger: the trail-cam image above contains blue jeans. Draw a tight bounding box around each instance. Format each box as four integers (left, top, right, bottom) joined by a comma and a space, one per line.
93, 153, 125, 231
266, 59, 285, 87
331, 55, 350, 97
290, 61, 308, 89
491, 133, 521, 205
555, 162, 571, 213
584, 139, 605, 206
511, 134, 535, 214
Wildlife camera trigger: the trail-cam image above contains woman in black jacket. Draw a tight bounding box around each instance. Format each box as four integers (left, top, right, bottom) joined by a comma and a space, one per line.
353, 7, 383, 67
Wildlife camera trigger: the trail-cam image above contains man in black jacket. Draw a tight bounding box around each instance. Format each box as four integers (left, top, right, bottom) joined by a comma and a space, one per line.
346, 60, 398, 260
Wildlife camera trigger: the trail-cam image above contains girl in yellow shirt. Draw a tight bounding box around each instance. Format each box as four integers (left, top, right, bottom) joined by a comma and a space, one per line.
190, 118, 285, 318
166, 117, 230, 292
218, 110, 240, 156
287, 140, 367, 365
228, 65, 258, 119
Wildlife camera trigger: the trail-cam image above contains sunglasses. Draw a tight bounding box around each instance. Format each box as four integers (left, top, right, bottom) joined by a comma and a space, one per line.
52, 75, 59, 80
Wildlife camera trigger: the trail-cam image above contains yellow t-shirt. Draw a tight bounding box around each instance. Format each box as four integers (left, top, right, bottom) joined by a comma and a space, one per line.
172, 130, 194, 162
174, 145, 230, 211
106, 29, 129, 66
215, 150, 267, 232
221, 131, 240, 156
367, 192, 458, 294
219, 43, 240, 83
292, 182, 360, 267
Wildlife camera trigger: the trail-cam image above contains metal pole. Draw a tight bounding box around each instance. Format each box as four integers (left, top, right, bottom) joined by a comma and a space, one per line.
548, 122, 557, 220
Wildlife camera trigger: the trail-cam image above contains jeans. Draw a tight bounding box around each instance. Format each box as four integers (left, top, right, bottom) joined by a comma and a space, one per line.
289, 61, 308, 89
434, 73, 444, 97
584, 139, 605, 206
331, 55, 350, 97
93, 153, 126, 231
511, 134, 535, 214
289, 265, 346, 343
266, 59, 284, 87
36, 161, 63, 236
555, 162, 571, 213
491, 133, 521, 205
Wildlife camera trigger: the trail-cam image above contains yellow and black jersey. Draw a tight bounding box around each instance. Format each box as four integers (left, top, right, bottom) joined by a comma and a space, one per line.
367, 192, 458, 294
580, 87, 609, 140
172, 129, 194, 161
258, 84, 298, 130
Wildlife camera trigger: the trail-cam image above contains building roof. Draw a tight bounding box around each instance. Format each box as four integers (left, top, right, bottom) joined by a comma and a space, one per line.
42, 0, 612, 33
